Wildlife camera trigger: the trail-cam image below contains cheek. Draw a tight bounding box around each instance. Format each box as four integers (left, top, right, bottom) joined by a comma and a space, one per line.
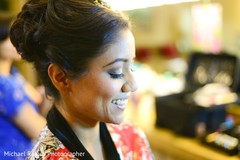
71, 73, 124, 106
95, 78, 122, 99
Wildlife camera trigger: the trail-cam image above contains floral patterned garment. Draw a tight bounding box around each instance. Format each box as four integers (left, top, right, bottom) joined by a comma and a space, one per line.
107, 123, 154, 160
27, 126, 78, 160
27, 123, 154, 160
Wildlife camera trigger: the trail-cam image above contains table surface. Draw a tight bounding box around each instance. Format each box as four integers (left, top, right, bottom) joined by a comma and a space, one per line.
125, 93, 240, 160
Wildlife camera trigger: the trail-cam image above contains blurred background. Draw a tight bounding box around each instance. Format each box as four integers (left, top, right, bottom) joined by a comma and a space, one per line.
3, 0, 240, 159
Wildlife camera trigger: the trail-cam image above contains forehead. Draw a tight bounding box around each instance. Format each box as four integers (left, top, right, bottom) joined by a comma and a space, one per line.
91, 29, 135, 66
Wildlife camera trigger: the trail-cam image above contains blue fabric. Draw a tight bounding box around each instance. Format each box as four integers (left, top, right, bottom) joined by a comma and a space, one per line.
0, 67, 38, 160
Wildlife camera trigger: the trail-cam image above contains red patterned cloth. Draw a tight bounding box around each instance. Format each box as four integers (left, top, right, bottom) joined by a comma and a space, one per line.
107, 123, 154, 160
27, 123, 154, 160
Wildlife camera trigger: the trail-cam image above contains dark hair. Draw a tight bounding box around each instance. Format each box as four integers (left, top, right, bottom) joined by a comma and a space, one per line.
0, 15, 13, 42
10, 0, 131, 100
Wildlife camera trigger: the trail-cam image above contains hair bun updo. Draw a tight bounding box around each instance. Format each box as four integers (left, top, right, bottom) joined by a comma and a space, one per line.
10, 0, 48, 62
9, 0, 131, 99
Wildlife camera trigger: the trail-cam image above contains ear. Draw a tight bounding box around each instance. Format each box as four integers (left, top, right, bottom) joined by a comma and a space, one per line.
48, 64, 69, 92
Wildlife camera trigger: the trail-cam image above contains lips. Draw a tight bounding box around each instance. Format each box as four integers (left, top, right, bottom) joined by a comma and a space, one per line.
111, 98, 128, 110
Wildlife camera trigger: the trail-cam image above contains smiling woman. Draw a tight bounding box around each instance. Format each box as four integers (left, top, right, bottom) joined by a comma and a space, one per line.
10, 0, 154, 159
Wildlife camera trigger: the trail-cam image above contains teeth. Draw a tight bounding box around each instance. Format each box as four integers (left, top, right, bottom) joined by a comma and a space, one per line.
112, 99, 128, 105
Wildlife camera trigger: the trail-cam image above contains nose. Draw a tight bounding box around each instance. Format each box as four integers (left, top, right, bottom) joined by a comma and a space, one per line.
121, 72, 138, 92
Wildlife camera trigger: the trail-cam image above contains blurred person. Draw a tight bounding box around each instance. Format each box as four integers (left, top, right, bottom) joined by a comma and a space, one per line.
10, 0, 154, 159
0, 16, 46, 160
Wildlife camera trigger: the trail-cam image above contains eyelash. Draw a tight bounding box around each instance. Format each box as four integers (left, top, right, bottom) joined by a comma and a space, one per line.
109, 73, 125, 79
108, 62, 137, 79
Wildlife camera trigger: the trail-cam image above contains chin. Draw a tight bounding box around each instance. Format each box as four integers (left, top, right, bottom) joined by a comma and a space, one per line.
107, 116, 124, 125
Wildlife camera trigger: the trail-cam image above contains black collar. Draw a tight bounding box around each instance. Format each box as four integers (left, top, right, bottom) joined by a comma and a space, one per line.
47, 106, 120, 160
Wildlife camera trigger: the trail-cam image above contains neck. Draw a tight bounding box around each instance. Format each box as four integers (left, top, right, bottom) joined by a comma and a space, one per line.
55, 101, 100, 142
72, 122, 100, 144
71, 122, 104, 160
0, 59, 12, 76
56, 103, 104, 159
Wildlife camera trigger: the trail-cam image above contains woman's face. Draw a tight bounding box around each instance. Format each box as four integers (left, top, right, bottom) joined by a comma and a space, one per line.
62, 29, 137, 125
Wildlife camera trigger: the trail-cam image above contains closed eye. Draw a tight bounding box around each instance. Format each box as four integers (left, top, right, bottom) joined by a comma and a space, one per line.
109, 73, 125, 79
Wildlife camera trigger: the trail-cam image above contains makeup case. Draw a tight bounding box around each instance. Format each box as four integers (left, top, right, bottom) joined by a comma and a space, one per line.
155, 52, 240, 137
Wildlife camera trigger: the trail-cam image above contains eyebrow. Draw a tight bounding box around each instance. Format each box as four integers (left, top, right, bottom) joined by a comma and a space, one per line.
103, 58, 128, 67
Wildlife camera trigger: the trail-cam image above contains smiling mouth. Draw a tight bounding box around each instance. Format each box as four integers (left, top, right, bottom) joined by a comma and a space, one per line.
111, 99, 128, 106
